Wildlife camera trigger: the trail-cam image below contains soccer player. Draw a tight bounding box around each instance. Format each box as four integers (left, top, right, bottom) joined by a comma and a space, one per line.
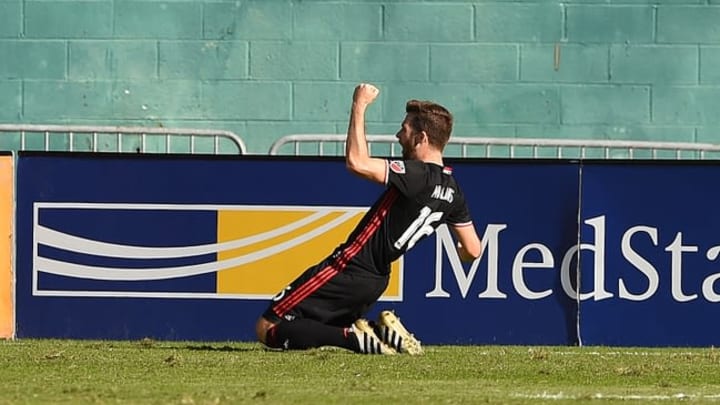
255, 83, 482, 355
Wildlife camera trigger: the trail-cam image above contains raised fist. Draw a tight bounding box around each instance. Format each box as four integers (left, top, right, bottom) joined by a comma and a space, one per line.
353, 83, 380, 106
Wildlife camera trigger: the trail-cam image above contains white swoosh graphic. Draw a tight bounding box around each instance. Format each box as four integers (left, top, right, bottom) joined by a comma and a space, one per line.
36, 211, 357, 281
36, 210, 334, 259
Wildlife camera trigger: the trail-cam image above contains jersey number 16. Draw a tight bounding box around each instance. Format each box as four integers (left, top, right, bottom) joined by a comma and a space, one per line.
393, 206, 443, 251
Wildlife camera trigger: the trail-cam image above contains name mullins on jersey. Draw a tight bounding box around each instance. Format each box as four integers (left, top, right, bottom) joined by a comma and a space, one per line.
430, 185, 455, 203
427, 215, 720, 303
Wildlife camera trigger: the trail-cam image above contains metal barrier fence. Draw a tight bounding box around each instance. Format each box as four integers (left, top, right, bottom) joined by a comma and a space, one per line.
0, 124, 247, 155
269, 134, 720, 160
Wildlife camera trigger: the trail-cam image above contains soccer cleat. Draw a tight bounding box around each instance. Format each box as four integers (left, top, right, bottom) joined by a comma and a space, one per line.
352, 318, 396, 355
376, 310, 424, 355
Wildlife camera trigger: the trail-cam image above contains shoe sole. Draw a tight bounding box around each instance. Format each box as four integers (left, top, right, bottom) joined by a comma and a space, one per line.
377, 311, 424, 355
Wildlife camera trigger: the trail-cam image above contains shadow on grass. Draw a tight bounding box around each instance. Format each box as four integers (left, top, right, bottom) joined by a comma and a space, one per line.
184, 344, 255, 352
134, 338, 261, 352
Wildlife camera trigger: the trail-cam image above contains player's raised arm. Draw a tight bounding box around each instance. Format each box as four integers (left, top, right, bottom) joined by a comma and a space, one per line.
345, 83, 388, 184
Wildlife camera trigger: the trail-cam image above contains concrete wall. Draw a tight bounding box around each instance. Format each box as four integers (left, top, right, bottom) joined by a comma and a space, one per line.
0, 0, 718, 154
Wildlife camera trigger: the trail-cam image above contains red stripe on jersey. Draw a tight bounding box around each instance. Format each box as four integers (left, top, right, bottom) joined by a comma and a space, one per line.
273, 189, 398, 318
331, 188, 397, 270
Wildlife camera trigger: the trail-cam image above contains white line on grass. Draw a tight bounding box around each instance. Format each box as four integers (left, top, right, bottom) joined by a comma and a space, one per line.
512, 392, 720, 401
554, 351, 702, 357
475, 350, 713, 357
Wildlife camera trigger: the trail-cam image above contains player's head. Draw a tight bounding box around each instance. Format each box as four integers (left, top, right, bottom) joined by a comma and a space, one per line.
397, 100, 453, 159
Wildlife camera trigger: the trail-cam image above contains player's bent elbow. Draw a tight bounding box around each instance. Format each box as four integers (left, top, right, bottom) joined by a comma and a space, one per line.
345, 156, 367, 176
345, 158, 374, 181
345, 159, 360, 175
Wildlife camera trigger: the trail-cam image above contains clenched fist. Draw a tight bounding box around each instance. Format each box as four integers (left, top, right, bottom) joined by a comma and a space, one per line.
353, 83, 380, 107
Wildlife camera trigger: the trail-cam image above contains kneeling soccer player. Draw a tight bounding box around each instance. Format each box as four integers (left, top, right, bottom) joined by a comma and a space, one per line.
255, 83, 482, 354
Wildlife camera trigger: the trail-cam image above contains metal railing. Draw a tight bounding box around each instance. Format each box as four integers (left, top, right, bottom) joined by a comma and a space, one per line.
269, 134, 720, 160
0, 124, 247, 155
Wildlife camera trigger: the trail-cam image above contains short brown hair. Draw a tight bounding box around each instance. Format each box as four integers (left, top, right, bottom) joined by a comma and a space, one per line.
405, 100, 453, 150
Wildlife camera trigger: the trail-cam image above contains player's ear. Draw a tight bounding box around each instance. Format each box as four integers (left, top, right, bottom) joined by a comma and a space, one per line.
415, 131, 428, 147
420, 131, 430, 143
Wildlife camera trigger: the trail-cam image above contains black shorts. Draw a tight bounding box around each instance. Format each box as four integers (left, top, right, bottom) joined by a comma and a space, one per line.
262, 258, 389, 327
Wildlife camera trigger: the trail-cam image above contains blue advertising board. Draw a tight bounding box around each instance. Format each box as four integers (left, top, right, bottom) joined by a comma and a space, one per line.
578, 162, 720, 347
16, 153, 719, 346
15, 153, 580, 344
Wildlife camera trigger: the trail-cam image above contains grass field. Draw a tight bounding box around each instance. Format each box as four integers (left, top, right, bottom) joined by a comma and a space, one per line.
2, 339, 720, 404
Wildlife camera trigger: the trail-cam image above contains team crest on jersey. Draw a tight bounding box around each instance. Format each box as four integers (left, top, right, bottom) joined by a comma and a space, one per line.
389, 160, 406, 174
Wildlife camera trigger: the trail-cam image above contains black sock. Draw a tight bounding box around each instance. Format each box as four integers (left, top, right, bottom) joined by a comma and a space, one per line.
266, 319, 360, 352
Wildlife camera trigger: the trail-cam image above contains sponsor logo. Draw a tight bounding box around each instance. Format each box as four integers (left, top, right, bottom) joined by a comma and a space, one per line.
428, 216, 720, 303
32, 203, 403, 301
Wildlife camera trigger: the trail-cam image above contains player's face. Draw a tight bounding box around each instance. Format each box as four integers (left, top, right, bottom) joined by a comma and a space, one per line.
396, 115, 419, 160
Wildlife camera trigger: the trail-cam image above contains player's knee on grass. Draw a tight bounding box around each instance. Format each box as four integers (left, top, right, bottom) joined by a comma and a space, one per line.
255, 317, 275, 345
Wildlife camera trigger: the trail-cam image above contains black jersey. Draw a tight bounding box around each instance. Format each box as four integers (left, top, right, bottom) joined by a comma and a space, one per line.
266, 159, 474, 323
331, 159, 473, 275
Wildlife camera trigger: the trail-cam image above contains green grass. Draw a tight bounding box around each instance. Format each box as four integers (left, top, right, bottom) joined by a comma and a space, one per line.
2, 340, 720, 404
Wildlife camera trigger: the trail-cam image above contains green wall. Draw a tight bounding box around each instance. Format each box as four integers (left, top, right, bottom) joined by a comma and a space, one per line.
0, 0, 718, 154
